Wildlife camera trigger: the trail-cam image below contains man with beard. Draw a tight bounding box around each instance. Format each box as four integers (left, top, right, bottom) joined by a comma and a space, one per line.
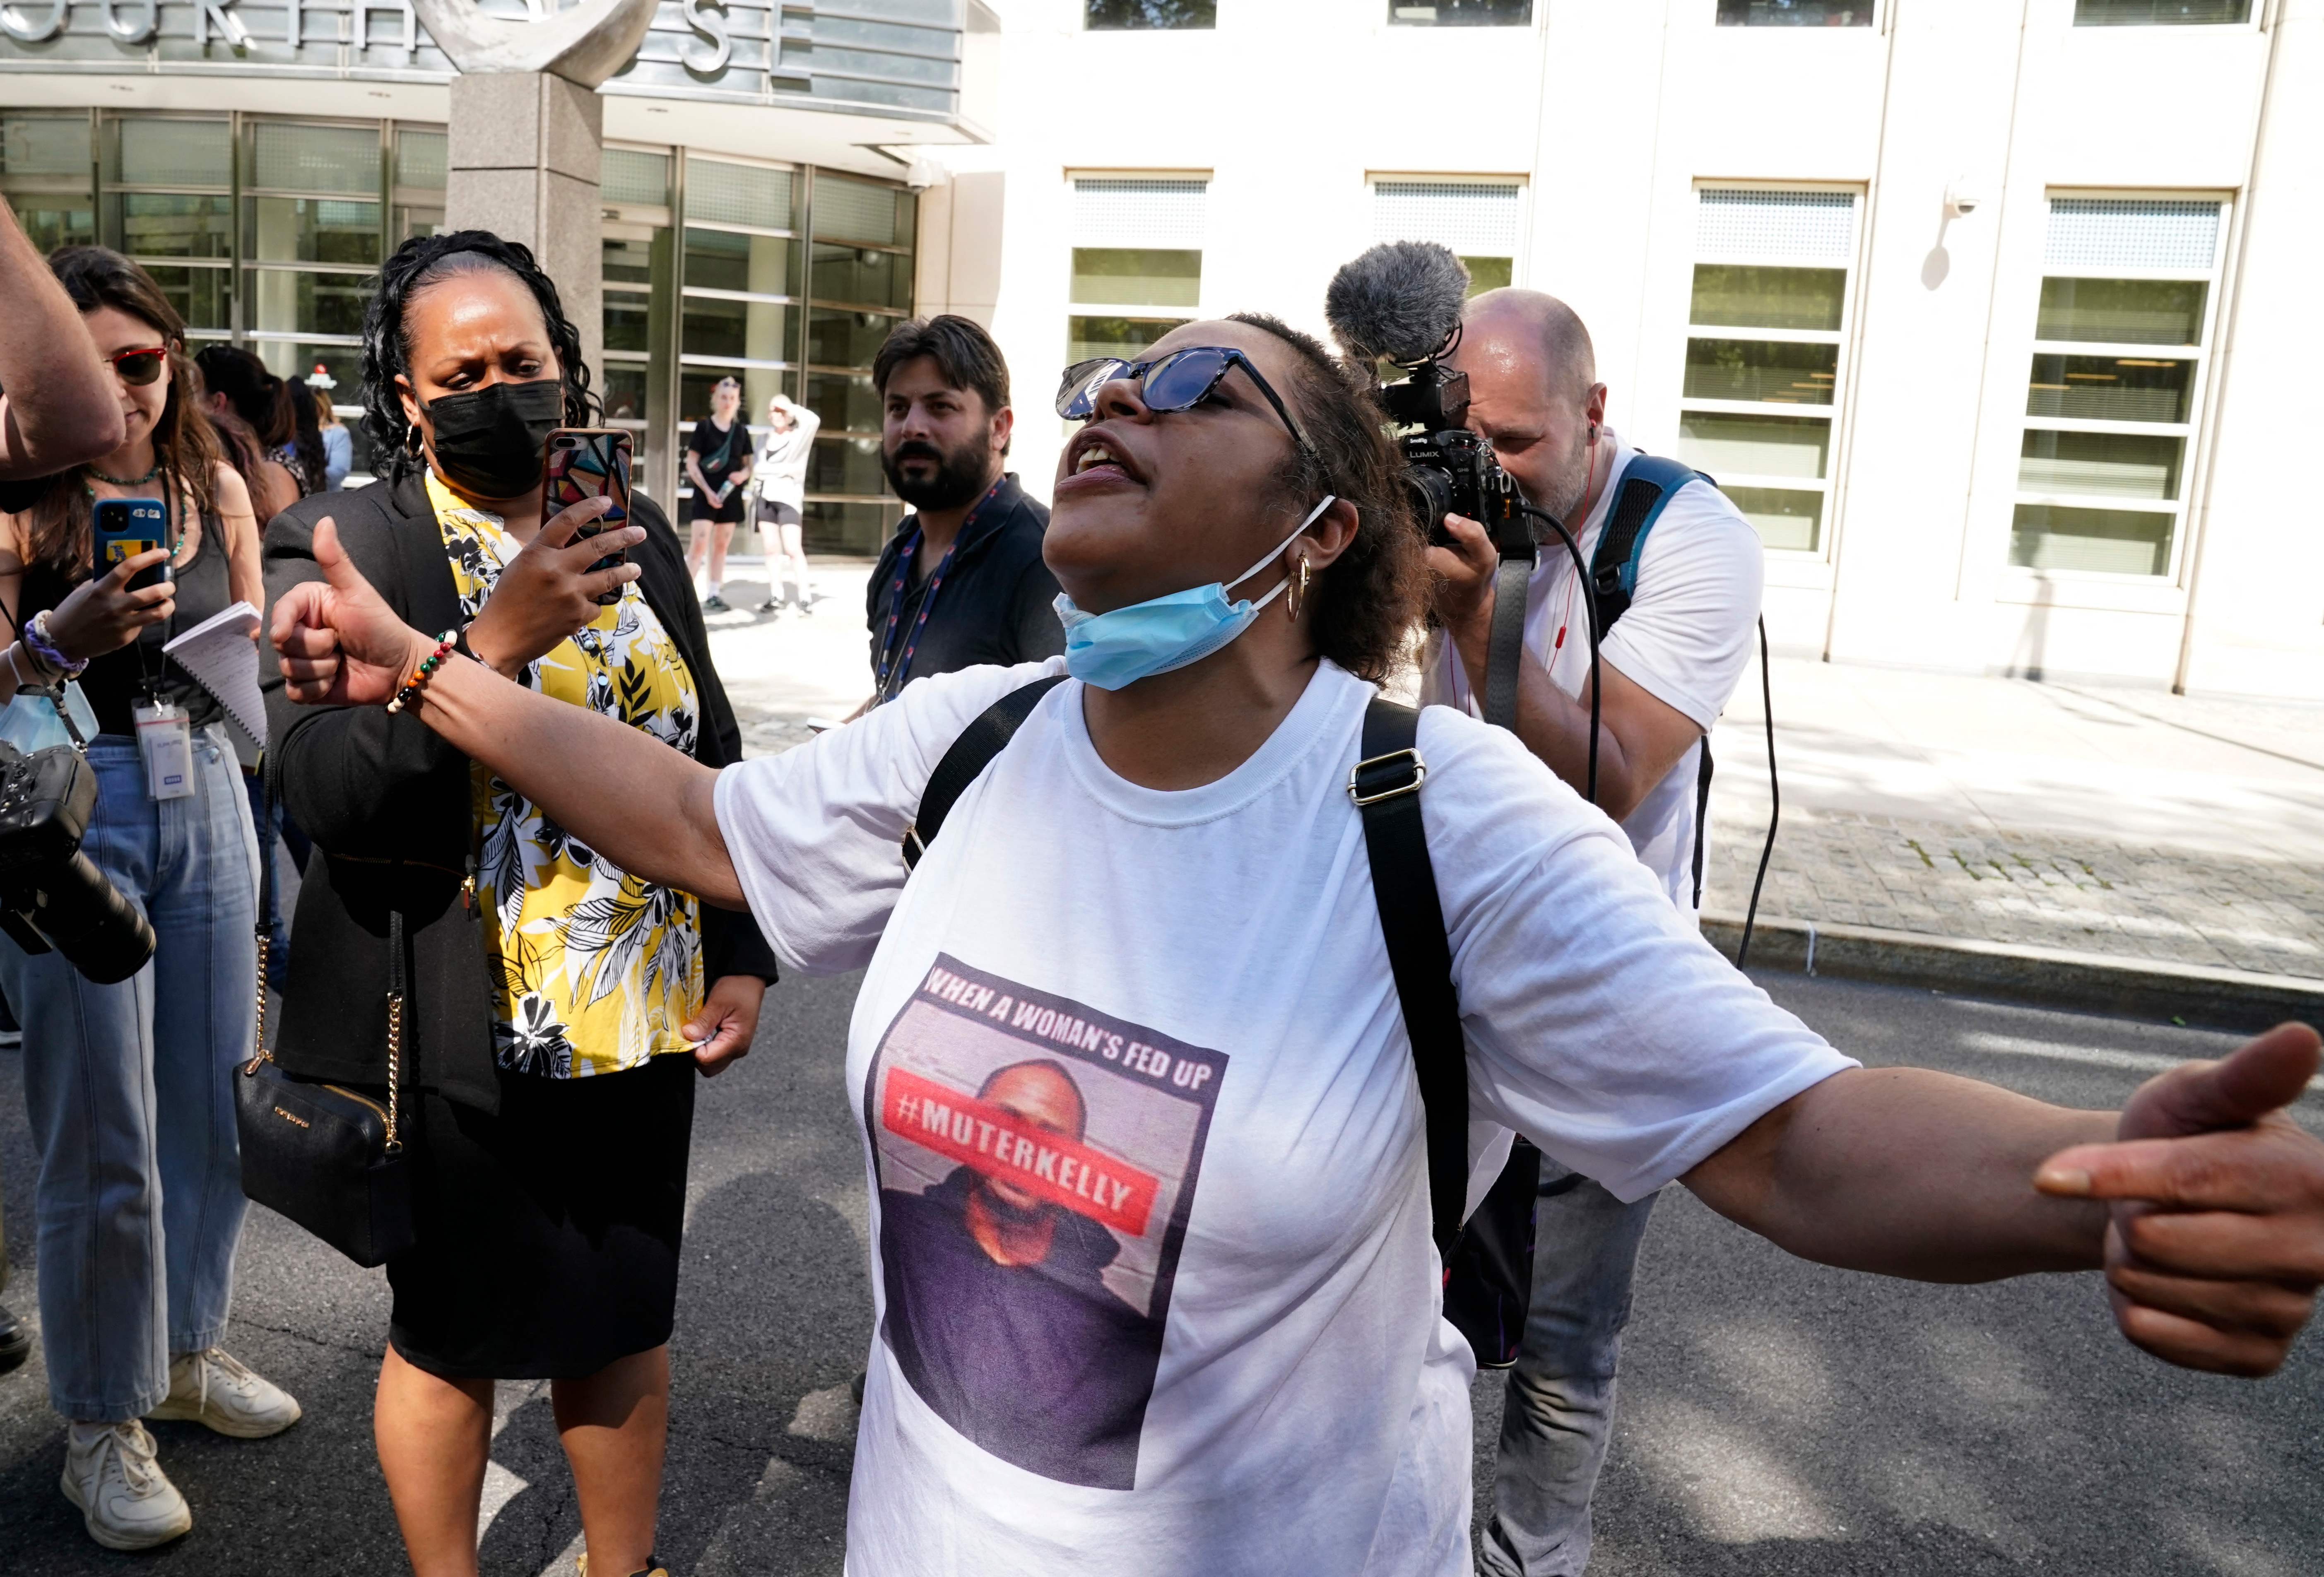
876, 1058, 1159, 1489
865, 316, 1063, 703
1420, 289, 1764, 1577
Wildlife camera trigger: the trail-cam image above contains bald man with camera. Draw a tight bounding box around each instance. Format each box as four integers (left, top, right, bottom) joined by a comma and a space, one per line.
1423, 288, 1767, 1577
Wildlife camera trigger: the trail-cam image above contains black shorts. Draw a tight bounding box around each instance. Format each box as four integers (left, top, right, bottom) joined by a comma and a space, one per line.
691, 490, 745, 525
756, 500, 802, 528
385, 1052, 696, 1380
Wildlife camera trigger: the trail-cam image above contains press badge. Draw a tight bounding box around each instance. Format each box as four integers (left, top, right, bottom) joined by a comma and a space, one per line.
132, 698, 195, 801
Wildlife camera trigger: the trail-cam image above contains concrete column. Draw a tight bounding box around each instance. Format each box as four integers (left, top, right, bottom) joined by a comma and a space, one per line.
444, 71, 604, 393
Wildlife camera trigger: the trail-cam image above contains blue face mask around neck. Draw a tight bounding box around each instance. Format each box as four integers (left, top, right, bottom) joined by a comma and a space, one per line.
1052, 495, 1338, 692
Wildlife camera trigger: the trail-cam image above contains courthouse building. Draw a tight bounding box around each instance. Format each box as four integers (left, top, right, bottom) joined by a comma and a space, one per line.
5, 0, 2319, 697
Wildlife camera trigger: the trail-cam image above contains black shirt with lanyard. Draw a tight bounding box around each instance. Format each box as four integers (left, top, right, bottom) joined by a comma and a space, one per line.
872, 478, 1003, 705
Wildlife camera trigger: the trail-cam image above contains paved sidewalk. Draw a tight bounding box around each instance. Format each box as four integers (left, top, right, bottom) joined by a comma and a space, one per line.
1705, 660, 2324, 982
701, 559, 2324, 984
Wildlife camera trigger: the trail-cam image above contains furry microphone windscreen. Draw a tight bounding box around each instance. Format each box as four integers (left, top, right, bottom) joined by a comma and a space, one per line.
1323, 241, 1473, 367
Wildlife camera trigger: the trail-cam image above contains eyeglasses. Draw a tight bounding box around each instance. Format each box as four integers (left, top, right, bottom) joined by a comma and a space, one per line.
104, 347, 170, 388
1056, 346, 1310, 453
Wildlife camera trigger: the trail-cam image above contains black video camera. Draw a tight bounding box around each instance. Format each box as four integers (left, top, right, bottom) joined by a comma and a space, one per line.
1377, 356, 1527, 553
1325, 242, 1532, 558
0, 703, 157, 984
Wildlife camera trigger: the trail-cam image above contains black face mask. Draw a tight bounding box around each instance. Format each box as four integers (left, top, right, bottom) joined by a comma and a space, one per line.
421, 378, 565, 498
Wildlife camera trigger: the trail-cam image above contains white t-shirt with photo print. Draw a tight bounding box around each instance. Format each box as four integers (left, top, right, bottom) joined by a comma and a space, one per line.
714, 656, 1850, 1577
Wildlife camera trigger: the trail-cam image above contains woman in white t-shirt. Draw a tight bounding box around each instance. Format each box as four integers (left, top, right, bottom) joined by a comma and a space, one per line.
271, 314, 2324, 1577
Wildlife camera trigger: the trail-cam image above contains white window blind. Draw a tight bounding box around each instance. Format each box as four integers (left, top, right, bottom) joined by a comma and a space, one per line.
601, 149, 669, 207
1072, 178, 1208, 248
2044, 198, 2221, 272
1371, 180, 1522, 255
685, 158, 793, 231
1695, 188, 1855, 265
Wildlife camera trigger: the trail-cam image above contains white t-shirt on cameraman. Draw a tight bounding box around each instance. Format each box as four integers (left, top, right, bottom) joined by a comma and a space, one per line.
715, 657, 1848, 1576
1421, 427, 1764, 912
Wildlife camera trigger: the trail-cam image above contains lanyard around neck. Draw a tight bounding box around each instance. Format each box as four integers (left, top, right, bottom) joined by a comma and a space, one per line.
872, 480, 1002, 704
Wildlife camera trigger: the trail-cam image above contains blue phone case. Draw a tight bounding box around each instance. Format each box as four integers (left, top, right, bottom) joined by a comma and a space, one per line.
92, 498, 172, 592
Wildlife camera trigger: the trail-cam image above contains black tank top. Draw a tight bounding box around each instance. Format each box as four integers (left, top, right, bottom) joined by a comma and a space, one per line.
19, 509, 232, 738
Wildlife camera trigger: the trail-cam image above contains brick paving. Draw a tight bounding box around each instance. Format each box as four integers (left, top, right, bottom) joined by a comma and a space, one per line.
1703, 807, 2324, 981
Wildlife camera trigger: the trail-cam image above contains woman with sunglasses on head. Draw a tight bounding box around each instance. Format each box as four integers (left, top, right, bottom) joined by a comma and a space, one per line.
274, 315, 2324, 1575
749, 391, 818, 614
683, 376, 751, 612
258, 230, 775, 1577
0, 246, 286, 1553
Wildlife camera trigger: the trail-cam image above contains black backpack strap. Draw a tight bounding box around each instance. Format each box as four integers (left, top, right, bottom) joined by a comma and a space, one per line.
902, 675, 1068, 870
1586, 453, 1707, 636
1690, 738, 1714, 910
1351, 696, 1468, 1257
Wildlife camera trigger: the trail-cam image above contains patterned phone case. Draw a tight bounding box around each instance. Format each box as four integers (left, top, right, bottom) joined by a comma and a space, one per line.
543, 429, 633, 605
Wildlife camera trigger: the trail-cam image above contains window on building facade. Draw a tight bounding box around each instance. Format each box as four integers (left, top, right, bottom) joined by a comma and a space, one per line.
1716, 0, 1872, 23
593, 152, 913, 549
1388, 0, 1532, 25
600, 148, 670, 451
240, 120, 381, 406
2073, 0, 2249, 24
803, 173, 917, 551
1085, 0, 1215, 29
393, 128, 446, 246
1067, 178, 1208, 367
101, 115, 237, 344
1370, 179, 1523, 301
1676, 186, 1859, 554
1, 113, 95, 257
2010, 195, 2225, 578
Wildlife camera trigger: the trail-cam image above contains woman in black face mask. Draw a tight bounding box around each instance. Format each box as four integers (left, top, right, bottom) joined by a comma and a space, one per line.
258, 230, 778, 1577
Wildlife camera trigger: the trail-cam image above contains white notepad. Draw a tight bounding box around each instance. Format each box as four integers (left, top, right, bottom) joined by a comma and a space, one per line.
163, 601, 266, 747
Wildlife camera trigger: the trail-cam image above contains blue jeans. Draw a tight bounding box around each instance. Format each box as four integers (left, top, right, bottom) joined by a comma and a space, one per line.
1478, 1170, 1660, 1577
0, 727, 258, 1421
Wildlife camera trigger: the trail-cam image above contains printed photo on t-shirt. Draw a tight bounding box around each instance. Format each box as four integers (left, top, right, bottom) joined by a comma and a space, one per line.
865, 954, 1228, 1490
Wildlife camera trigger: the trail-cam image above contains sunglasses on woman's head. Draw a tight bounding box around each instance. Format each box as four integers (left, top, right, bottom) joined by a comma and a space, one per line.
1056, 345, 1310, 454
104, 347, 170, 388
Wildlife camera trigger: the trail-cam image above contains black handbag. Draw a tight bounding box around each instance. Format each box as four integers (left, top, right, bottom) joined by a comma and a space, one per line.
232, 751, 414, 1268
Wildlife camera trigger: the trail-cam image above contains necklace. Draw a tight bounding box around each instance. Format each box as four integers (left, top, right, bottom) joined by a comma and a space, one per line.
84, 459, 161, 488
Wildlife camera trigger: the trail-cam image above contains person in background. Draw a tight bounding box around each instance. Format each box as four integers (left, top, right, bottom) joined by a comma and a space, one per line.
750, 391, 818, 615
684, 376, 751, 612
0, 246, 287, 1553
862, 315, 1060, 705
0, 193, 129, 1392
1424, 289, 1766, 1577
262, 230, 777, 1577
310, 375, 353, 491
193, 346, 303, 520
283, 368, 328, 498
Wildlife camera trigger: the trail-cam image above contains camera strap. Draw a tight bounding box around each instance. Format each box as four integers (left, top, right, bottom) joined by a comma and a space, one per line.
1481, 555, 1533, 732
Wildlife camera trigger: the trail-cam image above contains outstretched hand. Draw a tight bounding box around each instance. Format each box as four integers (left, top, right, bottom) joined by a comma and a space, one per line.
2036, 1022, 2324, 1376
272, 517, 434, 708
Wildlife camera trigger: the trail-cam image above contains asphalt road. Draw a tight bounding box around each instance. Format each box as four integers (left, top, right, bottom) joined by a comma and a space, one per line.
0, 971, 2316, 1575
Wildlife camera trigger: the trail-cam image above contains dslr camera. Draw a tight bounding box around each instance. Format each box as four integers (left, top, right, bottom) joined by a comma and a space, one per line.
1325, 242, 1529, 555
0, 694, 157, 984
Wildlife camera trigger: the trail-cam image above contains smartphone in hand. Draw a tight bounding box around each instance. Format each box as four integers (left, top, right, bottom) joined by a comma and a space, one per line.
543, 429, 634, 607
92, 497, 173, 592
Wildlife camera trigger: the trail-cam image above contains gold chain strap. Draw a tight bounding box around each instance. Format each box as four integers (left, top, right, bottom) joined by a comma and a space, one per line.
244, 935, 274, 1074
384, 988, 404, 1153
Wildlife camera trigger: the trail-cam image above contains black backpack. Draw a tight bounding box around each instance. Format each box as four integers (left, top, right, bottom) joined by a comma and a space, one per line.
900, 678, 1524, 1365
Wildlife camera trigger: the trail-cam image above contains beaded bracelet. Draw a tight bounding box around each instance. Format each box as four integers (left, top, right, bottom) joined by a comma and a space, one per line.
385, 631, 459, 715
22, 610, 87, 679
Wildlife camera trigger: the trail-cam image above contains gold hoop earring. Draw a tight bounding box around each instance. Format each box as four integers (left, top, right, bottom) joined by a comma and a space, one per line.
1288, 556, 1311, 621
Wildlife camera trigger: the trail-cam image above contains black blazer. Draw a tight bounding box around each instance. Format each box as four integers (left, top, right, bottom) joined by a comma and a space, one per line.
260, 467, 778, 1115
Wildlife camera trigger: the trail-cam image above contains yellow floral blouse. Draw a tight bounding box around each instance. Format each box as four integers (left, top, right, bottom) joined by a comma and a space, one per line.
428, 472, 705, 1079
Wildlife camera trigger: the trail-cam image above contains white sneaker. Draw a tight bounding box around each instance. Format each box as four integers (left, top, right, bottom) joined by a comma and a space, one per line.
146, 1347, 302, 1439
62, 1420, 193, 1551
